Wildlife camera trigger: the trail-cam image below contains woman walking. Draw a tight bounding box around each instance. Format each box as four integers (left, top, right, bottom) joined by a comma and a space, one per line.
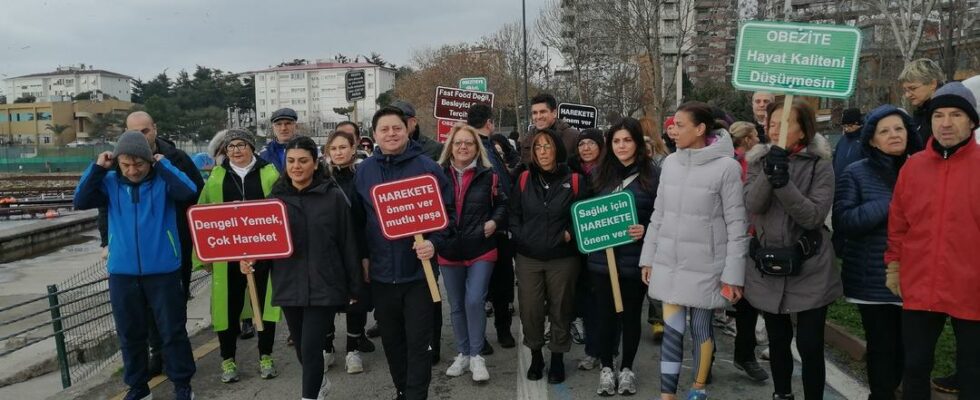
639, 102, 750, 400
743, 100, 842, 400
194, 129, 281, 383
510, 129, 591, 384
436, 124, 507, 383
589, 118, 659, 396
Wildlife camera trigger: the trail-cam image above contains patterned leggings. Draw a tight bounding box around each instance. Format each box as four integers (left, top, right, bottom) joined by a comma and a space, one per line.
660, 304, 715, 395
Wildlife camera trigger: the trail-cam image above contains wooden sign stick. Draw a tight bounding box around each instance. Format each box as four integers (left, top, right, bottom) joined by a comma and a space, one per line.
605, 248, 624, 313
415, 234, 442, 303
244, 266, 265, 331
777, 94, 794, 149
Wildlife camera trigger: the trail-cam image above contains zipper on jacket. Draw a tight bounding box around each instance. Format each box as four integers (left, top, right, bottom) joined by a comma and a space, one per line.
131, 186, 143, 275
931, 161, 951, 312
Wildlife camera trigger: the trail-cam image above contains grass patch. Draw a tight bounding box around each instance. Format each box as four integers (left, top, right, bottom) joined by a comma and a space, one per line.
827, 298, 957, 377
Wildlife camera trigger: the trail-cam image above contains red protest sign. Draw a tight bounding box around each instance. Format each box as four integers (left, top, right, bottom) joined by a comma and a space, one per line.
437, 118, 457, 143
370, 174, 448, 240
187, 199, 293, 262
433, 86, 494, 120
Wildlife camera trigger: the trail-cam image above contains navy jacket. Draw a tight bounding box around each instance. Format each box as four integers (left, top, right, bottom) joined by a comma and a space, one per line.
586, 163, 659, 280
258, 140, 287, 172
833, 155, 902, 303
74, 159, 198, 276
832, 130, 864, 178
354, 141, 456, 284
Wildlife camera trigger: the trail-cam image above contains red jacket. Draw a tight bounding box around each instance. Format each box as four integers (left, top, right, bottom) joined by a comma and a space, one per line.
885, 138, 980, 321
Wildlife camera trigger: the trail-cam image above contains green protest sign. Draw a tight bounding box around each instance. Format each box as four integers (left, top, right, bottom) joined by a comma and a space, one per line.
732, 21, 862, 98
571, 191, 638, 254
458, 77, 487, 92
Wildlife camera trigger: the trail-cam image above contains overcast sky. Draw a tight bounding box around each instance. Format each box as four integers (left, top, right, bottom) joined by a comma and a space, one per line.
0, 0, 549, 84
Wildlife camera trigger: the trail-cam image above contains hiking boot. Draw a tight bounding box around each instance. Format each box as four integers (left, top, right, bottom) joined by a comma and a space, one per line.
527, 350, 544, 381
548, 353, 566, 384
259, 354, 278, 379
446, 353, 470, 377
577, 355, 600, 371
470, 355, 490, 382
174, 383, 194, 400
597, 367, 616, 396
734, 359, 769, 382
345, 351, 364, 374
220, 358, 239, 383
123, 384, 152, 400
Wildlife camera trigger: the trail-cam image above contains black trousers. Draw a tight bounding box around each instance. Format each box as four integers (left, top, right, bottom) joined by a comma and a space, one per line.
373, 280, 434, 400
282, 306, 339, 399
902, 309, 980, 400
733, 298, 760, 363
856, 304, 903, 400
217, 262, 276, 360
763, 306, 828, 400
488, 233, 515, 333
593, 271, 645, 370
324, 292, 372, 353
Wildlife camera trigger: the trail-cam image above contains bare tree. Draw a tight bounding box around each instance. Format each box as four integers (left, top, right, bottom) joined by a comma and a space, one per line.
861, 0, 940, 64
935, 0, 979, 79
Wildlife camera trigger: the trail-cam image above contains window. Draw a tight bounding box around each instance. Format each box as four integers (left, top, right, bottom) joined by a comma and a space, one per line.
260, 112, 266, 118
259, 75, 266, 81
0, 113, 7, 122
38, 112, 52, 121
291, 99, 306, 105
43, 137, 51, 144
290, 88, 306, 93
290, 73, 305, 80
259, 99, 265, 105
279, 74, 290, 80
270, 89, 276, 93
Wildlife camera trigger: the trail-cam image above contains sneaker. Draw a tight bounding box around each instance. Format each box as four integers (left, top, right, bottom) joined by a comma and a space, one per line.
734, 360, 769, 382
123, 384, 153, 400
485, 301, 494, 317
239, 320, 255, 339
317, 375, 331, 400
357, 336, 376, 353
577, 355, 600, 371
220, 358, 239, 383
470, 355, 490, 382
686, 388, 708, 400
570, 318, 585, 344
323, 351, 336, 372
597, 367, 616, 396
259, 354, 278, 379
759, 347, 770, 360
932, 373, 959, 394
346, 351, 364, 374
446, 353, 470, 377
618, 368, 637, 395
174, 384, 194, 400
652, 321, 665, 342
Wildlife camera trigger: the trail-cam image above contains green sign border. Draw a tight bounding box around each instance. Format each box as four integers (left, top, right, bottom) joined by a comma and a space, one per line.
458, 77, 487, 91
732, 21, 862, 98
571, 191, 638, 253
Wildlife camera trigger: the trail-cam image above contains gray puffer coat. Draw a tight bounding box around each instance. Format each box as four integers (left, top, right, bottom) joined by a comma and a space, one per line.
639, 131, 750, 310
743, 134, 842, 314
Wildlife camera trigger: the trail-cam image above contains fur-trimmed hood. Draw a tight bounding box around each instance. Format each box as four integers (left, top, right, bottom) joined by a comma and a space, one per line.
745, 133, 832, 165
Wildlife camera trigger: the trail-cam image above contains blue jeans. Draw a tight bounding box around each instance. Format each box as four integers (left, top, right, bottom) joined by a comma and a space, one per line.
441, 261, 494, 356
109, 270, 196, 388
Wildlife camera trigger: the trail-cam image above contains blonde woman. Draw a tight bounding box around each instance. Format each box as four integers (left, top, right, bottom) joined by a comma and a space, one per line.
436, 124, 507, 382
898, 58, 946, 144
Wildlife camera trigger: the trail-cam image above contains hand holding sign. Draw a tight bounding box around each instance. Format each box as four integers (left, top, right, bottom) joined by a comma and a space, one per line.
572, 191, 640, 313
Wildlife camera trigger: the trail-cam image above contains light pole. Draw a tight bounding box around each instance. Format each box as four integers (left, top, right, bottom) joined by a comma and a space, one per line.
522, 0, 530, 132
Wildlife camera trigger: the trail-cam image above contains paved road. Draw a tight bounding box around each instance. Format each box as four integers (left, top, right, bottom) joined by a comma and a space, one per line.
71, 285, 852, 400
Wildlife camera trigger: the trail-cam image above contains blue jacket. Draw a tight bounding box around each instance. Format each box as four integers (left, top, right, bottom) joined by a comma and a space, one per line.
354, 141, 456, 284
74, 159, 198, 276
258, 140, 287, 172
832, 130, 864, 178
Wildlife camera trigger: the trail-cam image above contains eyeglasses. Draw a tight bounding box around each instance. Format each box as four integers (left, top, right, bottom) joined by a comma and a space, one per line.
226, 143, 249, 151
452, 140, 476, 148
902, 85, 922, 94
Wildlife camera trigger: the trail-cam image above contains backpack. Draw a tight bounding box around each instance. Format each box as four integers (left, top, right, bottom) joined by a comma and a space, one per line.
517, 170, 580, 196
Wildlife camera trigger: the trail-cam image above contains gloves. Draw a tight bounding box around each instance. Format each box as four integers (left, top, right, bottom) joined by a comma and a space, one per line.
764, 147, 790, 188
885, 261, 901, 297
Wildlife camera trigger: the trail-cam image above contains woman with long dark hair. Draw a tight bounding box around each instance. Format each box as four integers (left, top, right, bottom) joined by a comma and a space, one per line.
589, 117, 659, 396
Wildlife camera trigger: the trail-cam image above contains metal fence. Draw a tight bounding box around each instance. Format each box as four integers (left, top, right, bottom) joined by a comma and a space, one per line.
0, 259, 210, 389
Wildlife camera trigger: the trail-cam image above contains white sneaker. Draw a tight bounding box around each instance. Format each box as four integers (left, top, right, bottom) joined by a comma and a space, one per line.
316, 375, 330, 400
470, 355, 489, 382
446, 353, 470, 377
597, 367, 616, 396
617, 367, 637, 395
578, 355, 600, 370
323, 351, 335, 373
345, 351, 364, 374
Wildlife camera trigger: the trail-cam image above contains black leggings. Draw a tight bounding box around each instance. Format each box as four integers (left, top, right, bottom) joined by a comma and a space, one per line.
217, 262, 276, 360
282, 306, 340, 399
733, 298, 759, 363
902, 309, 980, 400
592, 271, 646, 370
857, 304, 903, 400
763, 306, 828, 399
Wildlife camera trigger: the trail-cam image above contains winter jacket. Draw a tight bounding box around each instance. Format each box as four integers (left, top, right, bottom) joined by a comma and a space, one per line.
638, 131, 750, 309
743, 134, 842, 314
329, 160, 368, 260
74, 158, 198, 276
520, 120, 580, 165
354, 141, 456, 284
832, 130, 864, 178
412, 128, 444, 161
911, 99, 933, 147
509, 164, 591, 261
437, 164, 507, 264
258, 140, 287, 172
481, 134, 512, 194
587, 161, 660, 280
886, 135, 980, 321
192, 158, 282, 331
155, 137, 205, 275
270, 177, 363, 307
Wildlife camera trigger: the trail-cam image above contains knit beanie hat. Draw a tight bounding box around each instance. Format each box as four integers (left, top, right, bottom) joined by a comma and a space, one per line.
114, 131, 153, 163
841, 108, 863, 125
223, 129, 256, 150
578, 129, 604, 151
930, 82, 979, 128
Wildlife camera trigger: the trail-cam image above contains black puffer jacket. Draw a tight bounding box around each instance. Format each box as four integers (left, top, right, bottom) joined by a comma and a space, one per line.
154, 137, 204, 276
329, 162, 368, 260
270, 177, 362, 307
586, 162, 659, 279
439, 164, 507, 262
509, 164, 591, 261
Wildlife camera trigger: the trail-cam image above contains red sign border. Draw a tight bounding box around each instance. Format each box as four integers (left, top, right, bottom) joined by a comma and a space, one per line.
187, 198, 294, 263
432, 86, 495, 120
370, 174, 449, 240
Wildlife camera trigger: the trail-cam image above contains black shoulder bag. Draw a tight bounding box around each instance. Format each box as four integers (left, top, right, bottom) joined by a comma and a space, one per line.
749, 160, 823, 277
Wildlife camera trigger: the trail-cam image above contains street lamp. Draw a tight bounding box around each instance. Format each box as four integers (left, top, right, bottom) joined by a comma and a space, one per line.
522, 0, 529, 131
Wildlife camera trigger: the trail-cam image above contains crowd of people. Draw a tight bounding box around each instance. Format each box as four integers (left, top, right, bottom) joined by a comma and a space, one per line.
73, 58, 980, 400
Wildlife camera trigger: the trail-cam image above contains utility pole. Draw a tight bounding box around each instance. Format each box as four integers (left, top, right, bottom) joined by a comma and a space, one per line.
522, 0, 530, 131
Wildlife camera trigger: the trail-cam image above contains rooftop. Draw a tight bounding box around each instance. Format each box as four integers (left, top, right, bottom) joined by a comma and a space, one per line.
248, 62, 392, 74
7, 68, 133, 81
